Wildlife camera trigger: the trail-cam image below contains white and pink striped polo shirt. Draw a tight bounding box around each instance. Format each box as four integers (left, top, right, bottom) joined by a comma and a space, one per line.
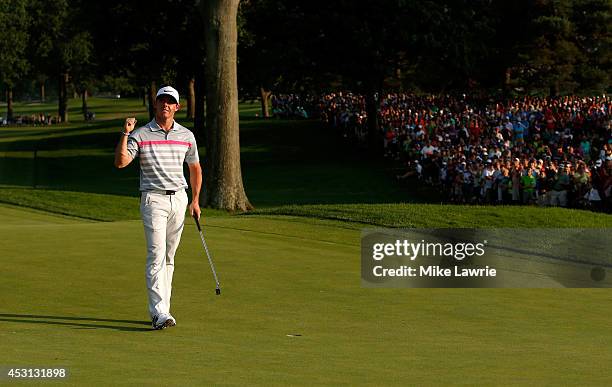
126, 120, 199, 192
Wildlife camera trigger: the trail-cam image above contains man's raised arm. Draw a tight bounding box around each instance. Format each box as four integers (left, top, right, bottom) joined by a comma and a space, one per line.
114, 117, 137, 168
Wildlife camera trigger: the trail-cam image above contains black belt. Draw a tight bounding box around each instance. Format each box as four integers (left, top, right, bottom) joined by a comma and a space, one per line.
146, 190, 177, 195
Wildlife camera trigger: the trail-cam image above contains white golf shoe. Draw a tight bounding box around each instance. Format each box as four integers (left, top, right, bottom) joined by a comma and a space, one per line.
152, 314, 176, 330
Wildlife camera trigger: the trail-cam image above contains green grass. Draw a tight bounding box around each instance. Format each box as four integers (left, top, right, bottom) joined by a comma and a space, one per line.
1, 97, 611, 385
0, 188, 140, 221
1, 98, 410, 202
250, 203, 612, 227
2, 97, 136, 119
0, 187, 228, 221
1, 188, 609, 227
2, 204, 612, 385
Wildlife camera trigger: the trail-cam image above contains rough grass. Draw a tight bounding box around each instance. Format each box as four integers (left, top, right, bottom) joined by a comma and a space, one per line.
249, 203, 612, 228
2, 188, 609, 227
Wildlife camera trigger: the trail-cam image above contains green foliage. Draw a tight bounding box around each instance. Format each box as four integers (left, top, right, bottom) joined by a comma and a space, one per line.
26, 0, 68, 72
99, 75, 138, 95
0, 0, 29, 87
239, 0, 610, 95
511, 0, 611, 95
572, 0, 612, 93
85, 0, 204, 93
0, 0, 609, 99
59, 31, 93, 71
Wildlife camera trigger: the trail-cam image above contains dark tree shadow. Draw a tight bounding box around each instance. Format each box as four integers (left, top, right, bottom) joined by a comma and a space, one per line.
0, 313, 152, 332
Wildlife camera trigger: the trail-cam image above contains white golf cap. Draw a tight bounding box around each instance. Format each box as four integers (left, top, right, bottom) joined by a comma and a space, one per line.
156, 86, 179, 104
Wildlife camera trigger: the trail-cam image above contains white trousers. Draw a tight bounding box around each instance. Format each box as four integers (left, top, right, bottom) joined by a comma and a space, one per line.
140, 190, 188, 319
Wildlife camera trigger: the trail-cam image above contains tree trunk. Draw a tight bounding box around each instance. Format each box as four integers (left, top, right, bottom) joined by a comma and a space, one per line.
7, 87, 14, 123
148, 80, 156, 120
259, 86, 271, 118
40, 81, 45, 103
82, 89, 88, 116
186, 77, 196, 120
194, 74, 206, 144
58, 72, 69, 123
201, 0, 253, 211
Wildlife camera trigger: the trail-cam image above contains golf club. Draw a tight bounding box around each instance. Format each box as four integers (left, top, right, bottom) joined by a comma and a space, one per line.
193, 215, 221, 295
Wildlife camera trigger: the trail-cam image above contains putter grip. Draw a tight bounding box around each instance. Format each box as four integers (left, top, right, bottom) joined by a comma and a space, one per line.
193, 215, 202, 232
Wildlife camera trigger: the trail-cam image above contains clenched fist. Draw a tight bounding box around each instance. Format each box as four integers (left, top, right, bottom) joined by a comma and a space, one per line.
124, 117, 137, 133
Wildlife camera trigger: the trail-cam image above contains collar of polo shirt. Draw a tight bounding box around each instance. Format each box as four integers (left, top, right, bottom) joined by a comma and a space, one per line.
150, 120, 175, 132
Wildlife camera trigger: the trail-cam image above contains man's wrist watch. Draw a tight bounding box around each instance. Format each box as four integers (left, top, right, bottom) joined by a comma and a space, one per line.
120, 131, 130, 136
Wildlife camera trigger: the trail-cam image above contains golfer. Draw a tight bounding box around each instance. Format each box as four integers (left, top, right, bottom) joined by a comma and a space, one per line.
114, 86, 202, 330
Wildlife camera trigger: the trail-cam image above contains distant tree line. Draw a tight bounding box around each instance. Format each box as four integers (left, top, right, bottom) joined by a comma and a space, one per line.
1, 0, 609, 123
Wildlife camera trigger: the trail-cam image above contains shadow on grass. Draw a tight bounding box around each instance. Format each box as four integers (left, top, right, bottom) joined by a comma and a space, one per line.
0, 115, 427, 206
0, 313, 152, 332
0, 126, 125, 152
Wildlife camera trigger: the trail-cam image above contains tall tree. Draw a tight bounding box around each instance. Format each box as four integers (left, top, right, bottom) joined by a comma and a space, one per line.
201, 0, 253, 211
572, 0, 611, 94
27, 0, 92, 122
482, 0, 534, 95
409, 0, 499, 92
27, 0, 64, 104
71, 43, 96, 118
87, 0, 205, 121
59, 30, 92, 121
309, 0, 419, 150
239, 0, 319, 117
88, 0, 169, 120
0, 0, 29, 122
517, 0, 581, 96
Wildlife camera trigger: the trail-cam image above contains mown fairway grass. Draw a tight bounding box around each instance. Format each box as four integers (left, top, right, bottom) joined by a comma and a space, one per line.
2, 204, 612, 385
0, 98, 611, 385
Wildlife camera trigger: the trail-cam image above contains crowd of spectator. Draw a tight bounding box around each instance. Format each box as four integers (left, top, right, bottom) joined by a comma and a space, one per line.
1, 113, 60, 126
270, 94, 317, 119
319, 92, 612, 212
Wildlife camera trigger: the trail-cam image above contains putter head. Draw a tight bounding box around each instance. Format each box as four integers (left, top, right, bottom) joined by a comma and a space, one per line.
215, 288, 221, 295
